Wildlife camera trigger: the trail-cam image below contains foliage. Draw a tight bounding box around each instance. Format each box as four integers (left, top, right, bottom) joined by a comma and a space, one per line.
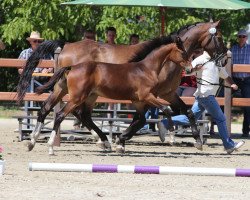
0, 0, 250, 92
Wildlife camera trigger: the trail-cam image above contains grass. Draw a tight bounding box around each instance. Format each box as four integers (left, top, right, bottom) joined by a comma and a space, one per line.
0, 106, 23, 118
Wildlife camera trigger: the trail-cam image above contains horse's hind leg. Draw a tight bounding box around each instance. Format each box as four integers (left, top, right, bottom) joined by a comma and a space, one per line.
47, 100, 79, 155
81, 98, 111, 151
26, 83, 67, 151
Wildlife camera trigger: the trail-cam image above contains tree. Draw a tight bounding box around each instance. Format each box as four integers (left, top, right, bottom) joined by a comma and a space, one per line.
0, 0, 249, 92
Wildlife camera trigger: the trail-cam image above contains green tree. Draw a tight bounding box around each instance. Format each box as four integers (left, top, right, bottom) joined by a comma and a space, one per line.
0, 0, 250, 92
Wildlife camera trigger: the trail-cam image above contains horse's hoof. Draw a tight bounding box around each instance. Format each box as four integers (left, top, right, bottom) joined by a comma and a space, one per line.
194, 139, 203, 151
48, 147, 55, 156
104, 141, 112, 151
115, 137, 120, 145
96, 140, 111, 151
116, 145, 125, 153
25, 141, 34, 151
169, 132, 175, 145
96, 140, 105, 150
90, 130, 99, 142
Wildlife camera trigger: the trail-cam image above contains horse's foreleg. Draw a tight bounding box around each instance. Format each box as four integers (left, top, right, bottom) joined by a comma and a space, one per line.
80, 101, 111, 151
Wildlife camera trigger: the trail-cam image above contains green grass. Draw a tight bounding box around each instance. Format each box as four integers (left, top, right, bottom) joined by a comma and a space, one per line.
0, 106, 23, 118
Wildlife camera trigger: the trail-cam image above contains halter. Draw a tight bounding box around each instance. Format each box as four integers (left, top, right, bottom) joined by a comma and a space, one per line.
195, 27, 231, 89
204, 27, 226, 63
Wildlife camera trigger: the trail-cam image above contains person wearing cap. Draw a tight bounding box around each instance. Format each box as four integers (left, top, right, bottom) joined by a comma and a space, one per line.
18, 31, 53, 75
231, 29, 250, 138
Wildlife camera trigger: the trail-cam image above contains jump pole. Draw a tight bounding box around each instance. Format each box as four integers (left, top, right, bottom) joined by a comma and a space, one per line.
29, 163, 250, 177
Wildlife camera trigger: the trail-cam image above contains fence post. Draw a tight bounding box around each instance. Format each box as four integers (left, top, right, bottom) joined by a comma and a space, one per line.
224, 50, 232, 136
53, 47, 62, 146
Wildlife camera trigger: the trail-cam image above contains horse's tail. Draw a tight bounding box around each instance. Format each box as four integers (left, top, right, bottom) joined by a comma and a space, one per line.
36, 67, 70, 95
17, 40, 65, 104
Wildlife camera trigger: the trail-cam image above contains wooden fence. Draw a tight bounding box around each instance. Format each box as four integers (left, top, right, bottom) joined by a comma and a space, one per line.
0, 53, 250, 133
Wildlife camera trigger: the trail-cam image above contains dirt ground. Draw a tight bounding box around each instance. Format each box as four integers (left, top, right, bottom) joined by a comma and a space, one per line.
0, 118, 250, 200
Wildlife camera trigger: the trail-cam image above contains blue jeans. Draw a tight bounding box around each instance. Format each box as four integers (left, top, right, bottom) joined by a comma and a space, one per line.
143, 107, 159, 129
161, 95, 235, 149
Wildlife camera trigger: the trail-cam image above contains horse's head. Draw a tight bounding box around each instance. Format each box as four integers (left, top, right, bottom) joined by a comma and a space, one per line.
199, 21, 228, 59
179, 21, 227, 61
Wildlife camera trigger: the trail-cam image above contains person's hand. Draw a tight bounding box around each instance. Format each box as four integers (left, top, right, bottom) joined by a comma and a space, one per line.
191, 64, 203, 73
47, 68, 53, 73
231, 84, 238, 90
18, 68, 23, 74
41, 68, 53, 73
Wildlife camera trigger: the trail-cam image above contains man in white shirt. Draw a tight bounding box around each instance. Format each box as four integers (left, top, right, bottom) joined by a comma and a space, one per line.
158, 51, 245, 154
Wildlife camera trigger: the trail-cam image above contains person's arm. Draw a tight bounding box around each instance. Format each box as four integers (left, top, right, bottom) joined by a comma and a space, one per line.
18, 50, 26, 74
225, 76, 238, 90
219, 67, 238, 90
41, 54, 54, 73
185, 54, 206, 75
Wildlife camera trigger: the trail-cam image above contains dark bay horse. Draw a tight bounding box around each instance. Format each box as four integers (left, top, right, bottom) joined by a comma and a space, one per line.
20, 21, 227, 153
36, 42, 191, 155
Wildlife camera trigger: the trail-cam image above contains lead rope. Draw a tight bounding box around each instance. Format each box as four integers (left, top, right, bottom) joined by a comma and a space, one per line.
195, 52, 232, 89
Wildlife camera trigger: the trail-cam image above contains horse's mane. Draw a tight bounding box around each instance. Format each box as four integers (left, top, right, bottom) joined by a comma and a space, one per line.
128, 35, 176, 62
129, 22, 205, 63
175, 22, 203, 35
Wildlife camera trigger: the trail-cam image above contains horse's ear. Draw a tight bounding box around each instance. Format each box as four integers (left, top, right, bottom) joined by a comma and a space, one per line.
176, 36, 187, 52
213, 20, 221, 27
176, 36, 183, 50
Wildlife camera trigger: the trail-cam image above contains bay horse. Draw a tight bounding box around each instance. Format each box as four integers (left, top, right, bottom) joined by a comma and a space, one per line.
36, 41, 191, 155
20, 21, 227, 153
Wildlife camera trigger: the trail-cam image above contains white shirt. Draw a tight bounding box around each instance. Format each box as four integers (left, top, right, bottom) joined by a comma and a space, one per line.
192, 51, 228, 97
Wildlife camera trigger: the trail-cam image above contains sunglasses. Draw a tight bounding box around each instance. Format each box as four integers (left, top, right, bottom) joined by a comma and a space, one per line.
32, 40, 43, 43
238, 35, 247, 38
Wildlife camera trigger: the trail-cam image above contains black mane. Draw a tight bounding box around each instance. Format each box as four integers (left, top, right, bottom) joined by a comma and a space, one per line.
128, 22, 204, 63
128, 35, 176, 62
175, 22, 203, 35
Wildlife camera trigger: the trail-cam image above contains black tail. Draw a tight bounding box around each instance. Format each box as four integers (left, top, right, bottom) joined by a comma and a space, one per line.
17, 40, 65, 104
36, 67, 70, 95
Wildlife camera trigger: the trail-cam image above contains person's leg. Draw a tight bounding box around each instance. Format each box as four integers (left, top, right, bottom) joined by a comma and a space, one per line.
149, 107, 159, 131
161, 99, 205, 128
241, 78, 250, 136
176, 86, 184, 96
198, 95, 235, 149
141, 109, 150, 130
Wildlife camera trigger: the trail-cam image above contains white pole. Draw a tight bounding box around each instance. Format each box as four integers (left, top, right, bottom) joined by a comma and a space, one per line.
29, 162, 250, 177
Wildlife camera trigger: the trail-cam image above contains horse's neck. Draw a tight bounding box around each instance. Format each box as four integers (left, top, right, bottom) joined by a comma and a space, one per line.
144, 45, 172, 74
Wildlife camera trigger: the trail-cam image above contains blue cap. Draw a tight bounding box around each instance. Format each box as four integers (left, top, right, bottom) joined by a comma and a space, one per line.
237, 29, 247, 36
